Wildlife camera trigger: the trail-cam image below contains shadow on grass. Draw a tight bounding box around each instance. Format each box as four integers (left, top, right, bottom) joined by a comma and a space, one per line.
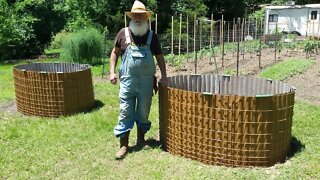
287, 136, 305, 159
129, 138, 162, 153
84, 100, 104, 113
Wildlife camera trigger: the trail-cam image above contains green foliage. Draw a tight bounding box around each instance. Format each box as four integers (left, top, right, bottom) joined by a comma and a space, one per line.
49, 32, 69, 50
0, 1, 37, 60
303, 39, 319, 58
172, 0, 208, 17
270, 0, 288, 5
0, 0, 65, 60
165, 54, 181, 67
260, 58, 315, 80
60, 28, 103, 65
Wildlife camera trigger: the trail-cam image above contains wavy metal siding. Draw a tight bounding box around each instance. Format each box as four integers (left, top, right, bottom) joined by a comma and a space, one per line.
159, 74, 295, 167
13, 63, 94, 117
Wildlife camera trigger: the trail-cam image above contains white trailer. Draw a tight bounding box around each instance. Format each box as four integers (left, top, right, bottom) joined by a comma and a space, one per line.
264, 4, 320, 36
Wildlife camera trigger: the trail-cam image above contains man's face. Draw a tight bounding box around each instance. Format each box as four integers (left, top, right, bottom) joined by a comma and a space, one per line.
131, 13, 148, 25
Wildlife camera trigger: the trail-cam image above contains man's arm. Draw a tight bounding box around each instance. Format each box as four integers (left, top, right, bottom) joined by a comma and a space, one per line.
155, 54, 168, 87
110, 47, 120, 85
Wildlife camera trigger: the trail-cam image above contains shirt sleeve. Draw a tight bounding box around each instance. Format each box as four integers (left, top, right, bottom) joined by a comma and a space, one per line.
113, 28, 125, 49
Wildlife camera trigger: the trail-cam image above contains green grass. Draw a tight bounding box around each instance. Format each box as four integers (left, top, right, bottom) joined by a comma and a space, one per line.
259, 58, 315, 80
1, 59, 320, 179
44, 48, 63, 54
0, 64, 15, 102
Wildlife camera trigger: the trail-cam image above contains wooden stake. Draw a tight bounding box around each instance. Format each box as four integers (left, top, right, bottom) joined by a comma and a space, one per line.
260, 17, 263, 37
318, 15, 320, 39
210, 14, 213, 64
125, 13, 127, 27
222, 14, 224, 67
237, 18, 241, 76
255, 19, 258, 40
227, 21, 230, 43
171, 16, 174, 54
312, 15, 315, 40
220, 18, 222, 46
179, 14, 182, 58
194, 15, 197, 74
241, 19, 244, 42
275, 23, 278, 62
200, 18, 203, 50
241, 18, 245, 60
187, 15, 189, 62
233, 18, 236, 43
210, 14, 213, 49
155, 14, 158, 34
247, 17, 250, 36
194, 15, 196, 55
259, 18, 262, 68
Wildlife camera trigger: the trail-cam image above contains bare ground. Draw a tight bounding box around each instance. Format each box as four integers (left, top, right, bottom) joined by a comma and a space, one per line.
157, 48, 320, 105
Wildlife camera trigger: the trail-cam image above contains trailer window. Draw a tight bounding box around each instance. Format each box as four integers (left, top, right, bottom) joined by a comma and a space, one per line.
311, 11, 317, 20
269, 14, 278, 22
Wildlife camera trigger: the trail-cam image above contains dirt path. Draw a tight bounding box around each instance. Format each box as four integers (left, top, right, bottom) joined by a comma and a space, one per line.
157, 48, 320, 105
0, 100, 17, 115
284, 57, 320, 105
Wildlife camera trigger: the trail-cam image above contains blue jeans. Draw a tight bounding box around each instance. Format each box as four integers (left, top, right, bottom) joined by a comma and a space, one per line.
114, 75, 153, 137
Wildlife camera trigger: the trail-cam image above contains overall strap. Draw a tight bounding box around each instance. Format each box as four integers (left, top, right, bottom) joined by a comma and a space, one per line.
125, 27, 131, 45
146, 30, 153, 46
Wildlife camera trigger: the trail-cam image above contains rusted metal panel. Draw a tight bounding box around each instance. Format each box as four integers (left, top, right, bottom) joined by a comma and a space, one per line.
13, 63, 94, 117
159, 74, 295, 167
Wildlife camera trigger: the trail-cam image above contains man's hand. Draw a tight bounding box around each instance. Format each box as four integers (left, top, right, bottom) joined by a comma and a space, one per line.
109, 47, 120, 85
110, 72, 118, 85
160, 77, 168, 87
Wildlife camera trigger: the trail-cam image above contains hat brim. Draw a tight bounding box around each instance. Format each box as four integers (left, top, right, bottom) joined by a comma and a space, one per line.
125, 11, 152, 19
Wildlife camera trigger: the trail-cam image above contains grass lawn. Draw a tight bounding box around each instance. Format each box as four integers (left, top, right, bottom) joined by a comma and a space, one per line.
0, 58, 319, 179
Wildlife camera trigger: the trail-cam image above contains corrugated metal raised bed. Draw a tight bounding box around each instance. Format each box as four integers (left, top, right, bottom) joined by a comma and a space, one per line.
159, 74, 295, 167
13, 62, 94, 117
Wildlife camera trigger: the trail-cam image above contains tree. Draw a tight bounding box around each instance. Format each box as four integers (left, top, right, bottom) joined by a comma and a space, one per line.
0, 0, 65, 60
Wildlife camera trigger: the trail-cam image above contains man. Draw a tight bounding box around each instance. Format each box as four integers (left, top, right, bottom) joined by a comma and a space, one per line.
109, 0, 168, 160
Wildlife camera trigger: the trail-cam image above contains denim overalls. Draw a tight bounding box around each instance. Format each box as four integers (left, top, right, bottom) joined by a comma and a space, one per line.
114, 28, 156, 137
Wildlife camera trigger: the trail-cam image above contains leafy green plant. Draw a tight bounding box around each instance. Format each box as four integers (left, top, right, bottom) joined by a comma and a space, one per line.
60, 27, 103, 65
260, 58, 315, 80
165, 54, 181, 67
303, 39, 318, 58
224, 68, 235, 75
49, 31, 69, 50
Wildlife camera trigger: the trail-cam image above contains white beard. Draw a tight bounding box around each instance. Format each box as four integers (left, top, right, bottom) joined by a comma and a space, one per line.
129, 20, 149, 37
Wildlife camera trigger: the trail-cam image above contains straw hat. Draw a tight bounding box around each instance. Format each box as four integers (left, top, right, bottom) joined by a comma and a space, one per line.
125, 0, 152, 19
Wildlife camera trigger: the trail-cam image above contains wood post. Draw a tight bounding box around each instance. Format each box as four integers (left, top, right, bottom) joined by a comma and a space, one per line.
227, 21, 230, 43
237, 18, 241, 76
171, 16, 174, 54
194, 15, 196, 56
194, 15, 197, 74
233, 18, 236, 43
200, 17, 203, 50
179, 14, 182, 58
210, 14, 213, 63
187, 15, 189, 62
155, 14, 158, 34
125, 13, 127, 27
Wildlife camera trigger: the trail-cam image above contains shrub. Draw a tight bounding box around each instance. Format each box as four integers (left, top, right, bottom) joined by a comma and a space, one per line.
60, 27, 104, 65
49, 32, 69, 50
